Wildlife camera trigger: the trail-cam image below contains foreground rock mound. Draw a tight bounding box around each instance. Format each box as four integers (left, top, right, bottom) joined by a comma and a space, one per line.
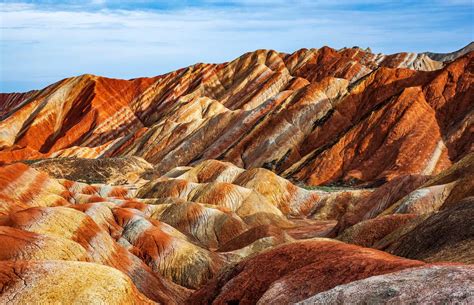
190, 239, 426, 304
0, 260, 155, 304
297, 265, 474, 304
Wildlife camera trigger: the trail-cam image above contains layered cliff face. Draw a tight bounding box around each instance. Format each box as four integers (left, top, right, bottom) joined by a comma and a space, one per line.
0, 45, 473, 304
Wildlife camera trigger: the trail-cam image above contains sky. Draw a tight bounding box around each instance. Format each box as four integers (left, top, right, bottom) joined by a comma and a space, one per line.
0, 0, 473, 92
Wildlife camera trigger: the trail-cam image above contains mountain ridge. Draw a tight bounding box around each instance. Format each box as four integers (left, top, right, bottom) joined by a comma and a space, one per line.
1, 45, 472, 186
6, 42, 470, 95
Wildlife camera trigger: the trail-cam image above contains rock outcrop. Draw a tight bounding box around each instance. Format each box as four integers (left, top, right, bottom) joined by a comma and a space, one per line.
386, 197, 474, 263
297, 265, 474, 304
334, 153, 474, 258
0, 260, 156, 304
28, 156, 153, 184
189, 239, 426, 304
424, 41, 474, 62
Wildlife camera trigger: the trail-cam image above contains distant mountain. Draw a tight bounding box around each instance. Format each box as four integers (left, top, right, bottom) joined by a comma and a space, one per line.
424, 41, 474, 62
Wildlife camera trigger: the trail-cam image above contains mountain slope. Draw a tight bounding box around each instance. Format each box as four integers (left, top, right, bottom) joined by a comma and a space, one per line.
0, 153, 473, 302
424, 42, 474, 62
1, 46, 472, 186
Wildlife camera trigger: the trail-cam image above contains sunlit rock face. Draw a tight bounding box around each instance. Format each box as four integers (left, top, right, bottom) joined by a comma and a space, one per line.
0, 260, 157, 305
0, 45, 473, 304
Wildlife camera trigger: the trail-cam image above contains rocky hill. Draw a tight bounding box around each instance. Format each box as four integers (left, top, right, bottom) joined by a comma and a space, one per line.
0, 45, 473, 304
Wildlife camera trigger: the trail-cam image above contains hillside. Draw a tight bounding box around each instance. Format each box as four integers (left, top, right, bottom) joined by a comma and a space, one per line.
0, 45, 473, 304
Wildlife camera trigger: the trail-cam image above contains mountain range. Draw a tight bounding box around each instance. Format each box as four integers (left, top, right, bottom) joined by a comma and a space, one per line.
0, 43, 473, 304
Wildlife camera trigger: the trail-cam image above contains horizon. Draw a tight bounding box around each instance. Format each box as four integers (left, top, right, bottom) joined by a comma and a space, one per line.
1, 0, 473, 93
1, 42, 473, 94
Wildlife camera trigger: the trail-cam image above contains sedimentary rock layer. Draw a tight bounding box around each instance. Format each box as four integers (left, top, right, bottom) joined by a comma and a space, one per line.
189, 239, 427, 304
0, 44, 473, 304
0, 147, 473, 304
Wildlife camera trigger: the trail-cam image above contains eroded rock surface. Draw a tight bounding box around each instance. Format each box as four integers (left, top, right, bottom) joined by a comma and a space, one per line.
0, 260, 156, 304
189, 239, 426, 304
297, 265, 474, 305
0, 44, 472, 304
1, 47, 471, 186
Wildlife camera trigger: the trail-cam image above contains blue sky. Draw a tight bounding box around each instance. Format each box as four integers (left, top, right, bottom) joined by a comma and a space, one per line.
1, 0, 473, 92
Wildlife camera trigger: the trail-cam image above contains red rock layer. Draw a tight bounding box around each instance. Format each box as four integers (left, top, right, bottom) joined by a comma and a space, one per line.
189, 239, 426, 304
333, 152, 474, 256
0, 90, 38, 117
0, 206, 189, 303
0, 45, 472, 303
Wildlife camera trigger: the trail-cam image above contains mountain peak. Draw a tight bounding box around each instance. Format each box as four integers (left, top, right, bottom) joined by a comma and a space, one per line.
424, 41, 474, 62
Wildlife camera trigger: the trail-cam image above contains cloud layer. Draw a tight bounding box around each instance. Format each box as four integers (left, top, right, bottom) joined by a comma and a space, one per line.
1, 0, 472, 92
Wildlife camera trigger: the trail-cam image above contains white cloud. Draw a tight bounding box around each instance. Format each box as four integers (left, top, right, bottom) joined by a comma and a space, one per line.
0, 2, 35, 11
0, 1, 472, 92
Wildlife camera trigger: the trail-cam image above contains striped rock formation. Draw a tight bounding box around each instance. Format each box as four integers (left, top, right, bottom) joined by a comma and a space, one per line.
0, 138, 473, 304
189, 239, 428, 304
0, 163, 191, 303
190, 239, 474, 304
385, 197, 474, 264
334, 152, 474, 258
0, 44, 473, 304
139, 159, 372, 219
0, 160, 356, 299
0, 260, 155, 304
1, 46, 472, 186
423, 41, 474, 62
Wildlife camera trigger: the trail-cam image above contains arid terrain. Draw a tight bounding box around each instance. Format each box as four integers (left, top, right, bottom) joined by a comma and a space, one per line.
0, 43, 473, 304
